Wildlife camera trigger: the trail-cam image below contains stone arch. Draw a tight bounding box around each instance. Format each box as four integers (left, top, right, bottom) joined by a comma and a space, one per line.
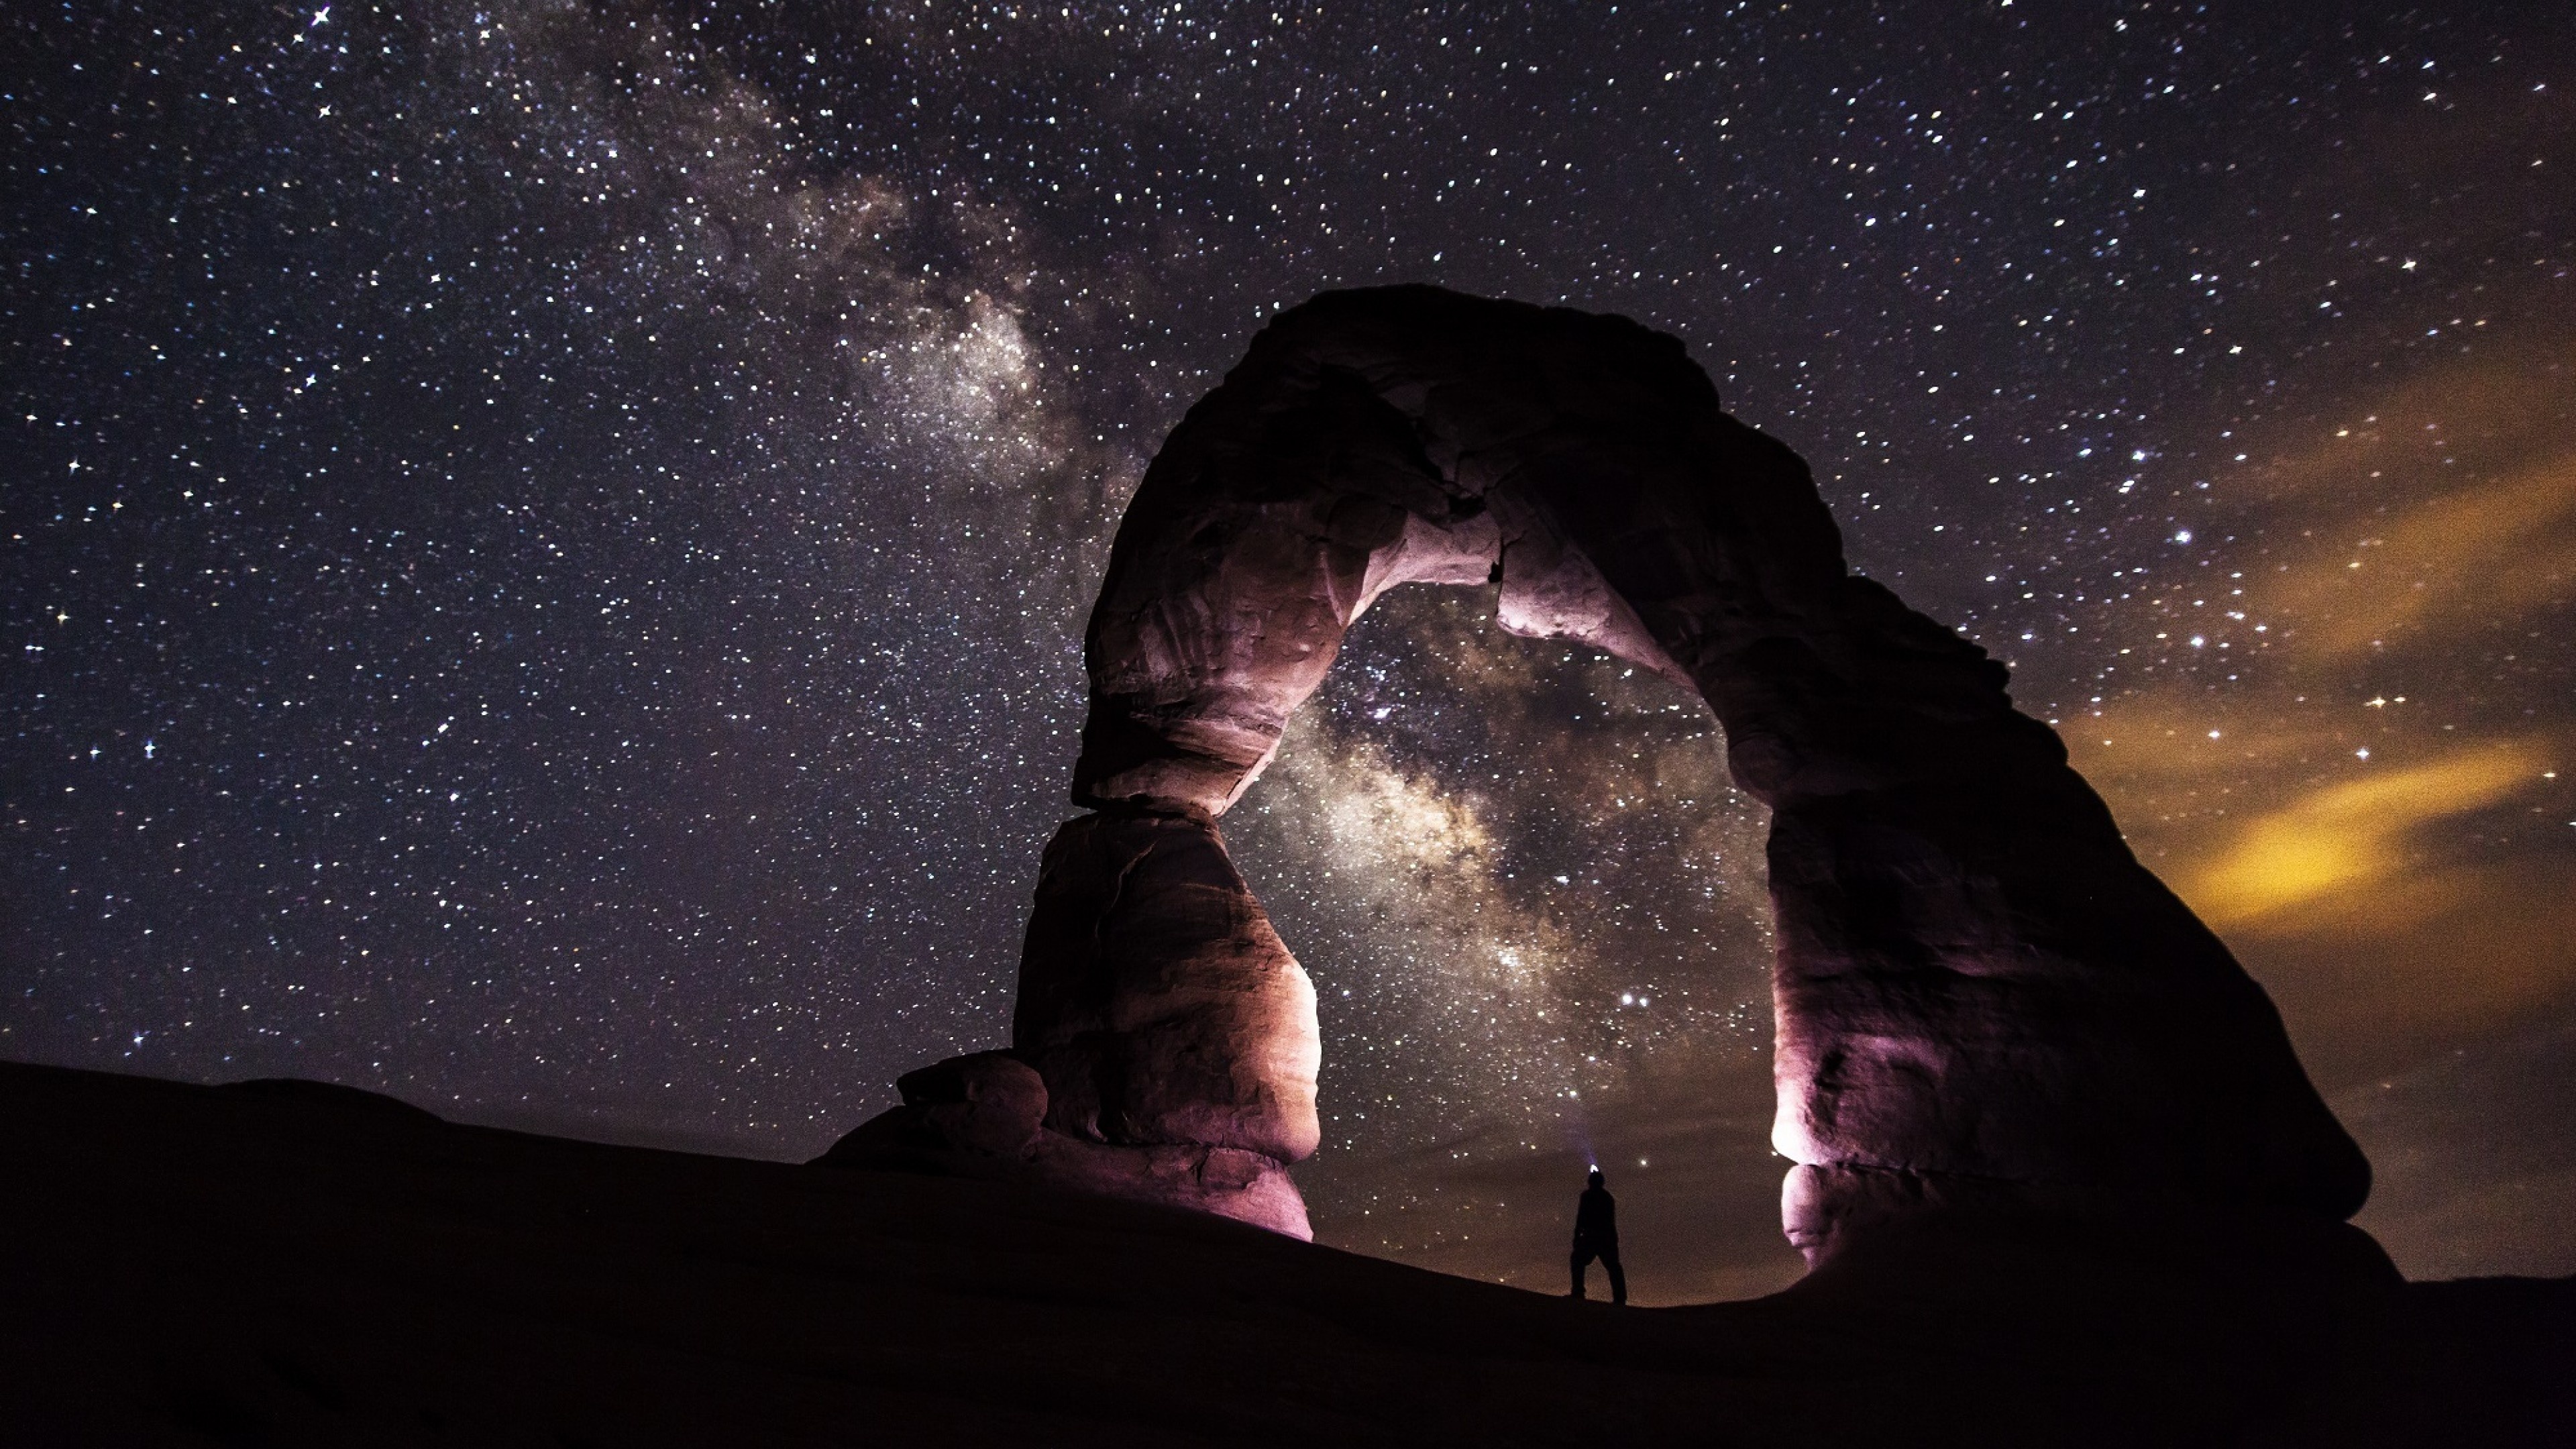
833, 286, 2369, 1258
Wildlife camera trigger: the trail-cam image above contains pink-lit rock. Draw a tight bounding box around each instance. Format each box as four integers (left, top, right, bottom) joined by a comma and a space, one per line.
1012, 812, 1320, 1165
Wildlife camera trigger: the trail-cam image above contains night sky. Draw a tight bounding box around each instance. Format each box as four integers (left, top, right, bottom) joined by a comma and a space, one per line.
7, 1, 2571, 1305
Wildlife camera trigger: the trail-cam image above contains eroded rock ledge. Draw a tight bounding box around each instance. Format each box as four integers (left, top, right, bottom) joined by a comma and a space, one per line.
824, 285, 2370, 1261
815, 1049, 1308, 1236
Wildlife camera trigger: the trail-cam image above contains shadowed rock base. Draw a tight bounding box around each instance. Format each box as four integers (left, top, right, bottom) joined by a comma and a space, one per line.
1780, 1162, 2405, 1280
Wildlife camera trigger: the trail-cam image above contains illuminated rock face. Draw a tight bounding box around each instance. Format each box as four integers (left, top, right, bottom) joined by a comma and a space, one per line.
1014, 814, 1320, 1167
855, 285, 2370, 1254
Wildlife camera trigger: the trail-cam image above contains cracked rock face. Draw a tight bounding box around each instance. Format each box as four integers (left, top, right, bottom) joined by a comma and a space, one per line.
1012, 813, 1320, 1167
1006, 284, 2369, 1254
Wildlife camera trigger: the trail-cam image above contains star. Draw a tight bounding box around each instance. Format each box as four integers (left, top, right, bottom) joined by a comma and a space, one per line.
4, 0, 2569, 1301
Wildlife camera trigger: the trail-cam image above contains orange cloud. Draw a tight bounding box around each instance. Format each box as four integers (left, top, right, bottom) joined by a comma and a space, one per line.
2255, 456, 2576, 662
2178, 741, 2551, 928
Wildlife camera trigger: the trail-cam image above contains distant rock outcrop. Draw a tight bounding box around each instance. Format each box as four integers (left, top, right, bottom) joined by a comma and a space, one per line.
833, 286, 2371, 1258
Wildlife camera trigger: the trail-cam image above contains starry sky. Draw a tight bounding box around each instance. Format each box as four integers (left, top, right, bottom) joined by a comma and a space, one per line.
6, 1, 2571, 1305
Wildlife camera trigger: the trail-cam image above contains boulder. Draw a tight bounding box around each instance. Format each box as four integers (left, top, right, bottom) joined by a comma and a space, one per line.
809, 1051, 1044, 1175
811, 1049, 1309, 1238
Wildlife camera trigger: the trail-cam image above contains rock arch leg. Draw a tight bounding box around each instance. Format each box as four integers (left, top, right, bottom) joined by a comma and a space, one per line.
1013, 812, 1319, 1167
824, 286, 2372, 1264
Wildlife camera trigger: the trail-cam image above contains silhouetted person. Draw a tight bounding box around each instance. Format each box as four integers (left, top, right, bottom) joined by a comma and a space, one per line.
1568, 1167, 1626, 1305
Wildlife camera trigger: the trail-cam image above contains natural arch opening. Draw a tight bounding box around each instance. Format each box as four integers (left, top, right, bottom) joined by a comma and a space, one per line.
1217, 585, 1789, 1293
830, 286, 2369, 1268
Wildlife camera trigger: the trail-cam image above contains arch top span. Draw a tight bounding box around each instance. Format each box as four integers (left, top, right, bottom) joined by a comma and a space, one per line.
1073, 285, 1849, 819
833, 286, 2371, 1260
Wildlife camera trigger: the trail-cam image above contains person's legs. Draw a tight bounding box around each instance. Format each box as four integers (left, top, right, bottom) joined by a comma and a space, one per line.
1603, 1248, 1627, 1306
1568, 1246, 1593, 1298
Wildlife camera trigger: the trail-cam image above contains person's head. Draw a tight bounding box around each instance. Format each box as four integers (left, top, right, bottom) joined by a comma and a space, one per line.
1587, 1169, 1605, 1189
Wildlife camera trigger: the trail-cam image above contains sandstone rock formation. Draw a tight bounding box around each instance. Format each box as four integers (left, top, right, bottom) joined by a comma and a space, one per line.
841, 285, 2371, 1259
1014, 813, 1320, 1166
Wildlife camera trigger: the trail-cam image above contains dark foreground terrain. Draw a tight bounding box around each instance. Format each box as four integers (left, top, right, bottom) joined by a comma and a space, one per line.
3, 1061, 2568, 1447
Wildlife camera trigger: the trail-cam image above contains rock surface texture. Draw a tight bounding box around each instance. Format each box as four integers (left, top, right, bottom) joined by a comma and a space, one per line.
849, 285, 2371, 1257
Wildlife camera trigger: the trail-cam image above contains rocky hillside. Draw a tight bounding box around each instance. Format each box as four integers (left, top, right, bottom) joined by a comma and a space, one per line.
3, 1060, 2567, 1446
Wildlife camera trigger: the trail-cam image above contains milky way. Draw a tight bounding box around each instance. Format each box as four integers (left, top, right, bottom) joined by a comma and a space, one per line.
7, 2, 2572, 1302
